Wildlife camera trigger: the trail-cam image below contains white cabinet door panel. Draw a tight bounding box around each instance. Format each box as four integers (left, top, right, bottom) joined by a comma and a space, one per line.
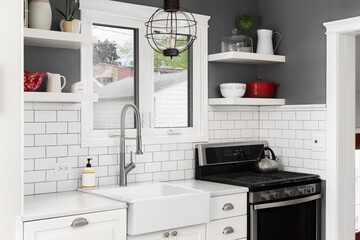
171, 224, 205, 240
24, 209, 126, 240
210, 194, 247, 221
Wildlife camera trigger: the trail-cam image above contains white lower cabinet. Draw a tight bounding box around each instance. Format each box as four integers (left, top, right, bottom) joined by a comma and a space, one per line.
23, 209, 126, 240
206, 193, 247, 240
127, 224, 206, 240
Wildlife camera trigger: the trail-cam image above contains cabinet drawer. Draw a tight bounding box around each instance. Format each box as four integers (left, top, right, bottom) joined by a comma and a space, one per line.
206, 216, 247, 240
210, 194, 246, 220
24, 209, 126, 240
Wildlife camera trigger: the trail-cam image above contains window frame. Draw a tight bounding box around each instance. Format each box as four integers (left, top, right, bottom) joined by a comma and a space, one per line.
80, 0, 209, 147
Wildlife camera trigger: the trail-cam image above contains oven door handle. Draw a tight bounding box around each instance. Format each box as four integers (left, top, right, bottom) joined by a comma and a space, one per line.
253, 194, 322, 210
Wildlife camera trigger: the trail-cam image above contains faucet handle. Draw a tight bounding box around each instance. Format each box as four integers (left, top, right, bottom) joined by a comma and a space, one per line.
130, 151, 134, 164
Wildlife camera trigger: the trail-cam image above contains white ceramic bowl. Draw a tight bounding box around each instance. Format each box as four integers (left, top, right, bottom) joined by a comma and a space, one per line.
220, 83, 246, 98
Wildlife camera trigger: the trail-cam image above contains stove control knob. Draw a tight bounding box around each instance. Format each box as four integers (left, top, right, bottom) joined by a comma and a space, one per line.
284, 189, 294, 197
298, 187, 306, 195
261, 193, 271, 201
307, 186, 315, 193
271, 192, 280, 199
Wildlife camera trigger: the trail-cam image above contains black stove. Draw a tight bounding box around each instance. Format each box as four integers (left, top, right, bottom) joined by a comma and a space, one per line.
203, 170, 319, 189
195, 141, 321, 200
195, 141, 322, 240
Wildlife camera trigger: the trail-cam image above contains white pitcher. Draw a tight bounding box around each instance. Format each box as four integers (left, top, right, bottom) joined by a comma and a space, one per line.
256, 29, 282, 55
46, 73, 66, 93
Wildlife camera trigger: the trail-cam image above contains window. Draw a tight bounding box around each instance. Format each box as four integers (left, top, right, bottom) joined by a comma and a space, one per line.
80, 0, 209, 146
153, 49, 192, 128
92, 25, 137, 130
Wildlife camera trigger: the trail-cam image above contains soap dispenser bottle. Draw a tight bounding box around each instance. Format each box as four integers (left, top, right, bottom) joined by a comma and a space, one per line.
82, 158, 95, 189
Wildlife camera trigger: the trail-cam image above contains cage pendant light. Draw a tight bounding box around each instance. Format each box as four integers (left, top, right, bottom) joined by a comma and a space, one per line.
145, 0, 197, 58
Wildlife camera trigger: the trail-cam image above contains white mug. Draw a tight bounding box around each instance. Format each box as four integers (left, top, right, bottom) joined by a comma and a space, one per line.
46, 73, 66, 93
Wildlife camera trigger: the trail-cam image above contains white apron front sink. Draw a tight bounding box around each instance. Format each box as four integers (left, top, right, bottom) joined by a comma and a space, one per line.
80, 183, 210, 235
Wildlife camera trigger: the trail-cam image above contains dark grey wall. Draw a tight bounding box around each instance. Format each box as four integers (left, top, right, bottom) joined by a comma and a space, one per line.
25, 0, 80, 93
114, 0, 261, 98
258, 0, 360, 105
26, 0, 260, 96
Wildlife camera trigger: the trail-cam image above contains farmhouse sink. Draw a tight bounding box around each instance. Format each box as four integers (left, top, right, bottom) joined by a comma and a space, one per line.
80, 182, 211, 235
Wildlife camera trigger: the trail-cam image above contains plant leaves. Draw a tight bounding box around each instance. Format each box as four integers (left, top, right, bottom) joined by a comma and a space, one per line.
70, 6, 78, 19
55, 8, 68, 20
237, 14, 253, 32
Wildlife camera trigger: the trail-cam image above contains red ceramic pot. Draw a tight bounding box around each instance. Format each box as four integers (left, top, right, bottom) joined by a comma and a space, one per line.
245, 78, 279, 98
24, 71, 47, 91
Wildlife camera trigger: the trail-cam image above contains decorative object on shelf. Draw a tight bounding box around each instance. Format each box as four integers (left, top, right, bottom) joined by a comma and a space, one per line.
24, 71, 47, 92
220, 83, 246, 98
46, 73, 66, 93
55, 0, 79, 33
71, 81, 86, 93
60, 19, 81, 33
28, 0, 52, 30
221, 14, 254, 53
245, 78, 279, 98
24, 0, 29, 28
256, 29, 282, 55
145, 0, 197, 58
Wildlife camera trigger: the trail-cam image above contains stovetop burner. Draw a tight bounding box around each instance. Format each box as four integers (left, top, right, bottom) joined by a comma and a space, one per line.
205, 171, 319, 188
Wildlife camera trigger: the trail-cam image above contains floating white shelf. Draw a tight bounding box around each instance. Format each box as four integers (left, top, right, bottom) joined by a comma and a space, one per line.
24, 28, 97, 49
24, 92, 99, 103
208, 52, 286, 65
209, 98, 285, 106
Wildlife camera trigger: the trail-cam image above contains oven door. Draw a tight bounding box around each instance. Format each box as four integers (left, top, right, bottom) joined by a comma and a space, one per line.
250, 194, 322, 240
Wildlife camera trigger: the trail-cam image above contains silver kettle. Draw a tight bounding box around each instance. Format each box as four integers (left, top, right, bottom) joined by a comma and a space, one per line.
255, 147, 279, 173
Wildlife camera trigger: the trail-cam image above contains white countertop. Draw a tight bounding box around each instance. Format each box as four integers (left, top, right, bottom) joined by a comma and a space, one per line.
23, 191, 127, 222
167, 179, 249, 197
23, 180, 247, 221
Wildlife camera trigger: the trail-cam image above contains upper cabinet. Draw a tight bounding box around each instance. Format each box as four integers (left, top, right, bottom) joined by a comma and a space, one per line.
24, 28, 97, 49
208, 52, 285, 65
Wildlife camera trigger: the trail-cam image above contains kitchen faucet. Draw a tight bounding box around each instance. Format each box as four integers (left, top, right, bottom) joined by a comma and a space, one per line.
119, 104, 143, 186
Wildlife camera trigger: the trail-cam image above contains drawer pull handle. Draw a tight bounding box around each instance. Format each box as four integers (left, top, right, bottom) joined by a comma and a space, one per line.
71, 218, 88, 227
222, 226, 234, 235
163, 232, 170, 238
222, 203, 234, 211
172, 231, 178, 236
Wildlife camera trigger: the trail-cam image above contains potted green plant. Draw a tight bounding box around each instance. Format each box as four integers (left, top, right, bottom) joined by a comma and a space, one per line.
236, 14, 254, 52
55, 0, 80, 33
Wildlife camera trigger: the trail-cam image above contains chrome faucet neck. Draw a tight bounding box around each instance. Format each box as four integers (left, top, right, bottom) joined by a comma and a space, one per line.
119, 104, 143, 186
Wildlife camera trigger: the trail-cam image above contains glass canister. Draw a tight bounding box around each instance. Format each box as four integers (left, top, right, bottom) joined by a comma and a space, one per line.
221, 29, 253, 53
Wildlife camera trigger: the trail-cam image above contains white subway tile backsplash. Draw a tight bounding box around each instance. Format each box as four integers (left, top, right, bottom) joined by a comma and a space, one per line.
24, 135, 35, 147
25, 123, 46, 135
24, 111, 34, 122
35, 111, 57, 122
57, 180, 78, 192
35, 135, 57, 146
34, 103, 62, 111
46, 146, 68, 158
24, 147, 46, 159
58, 134, 79, 145
99, 155, 117, 166
170, 151, 185, 161
46, 122, 67, 134
57, 111, 78, 122
170, 170, 185, 180
35, 182, 56, 194
24, 171, 45, 183
68, 122, 81, 133
23, 104, 327, 195
35, 158, 56, 170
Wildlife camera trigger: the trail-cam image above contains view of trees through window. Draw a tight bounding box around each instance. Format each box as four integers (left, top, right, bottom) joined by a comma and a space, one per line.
92, 24, 191, 130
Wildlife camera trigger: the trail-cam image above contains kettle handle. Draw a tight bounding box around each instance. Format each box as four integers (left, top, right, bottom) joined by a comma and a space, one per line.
257, 147, 277, 161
